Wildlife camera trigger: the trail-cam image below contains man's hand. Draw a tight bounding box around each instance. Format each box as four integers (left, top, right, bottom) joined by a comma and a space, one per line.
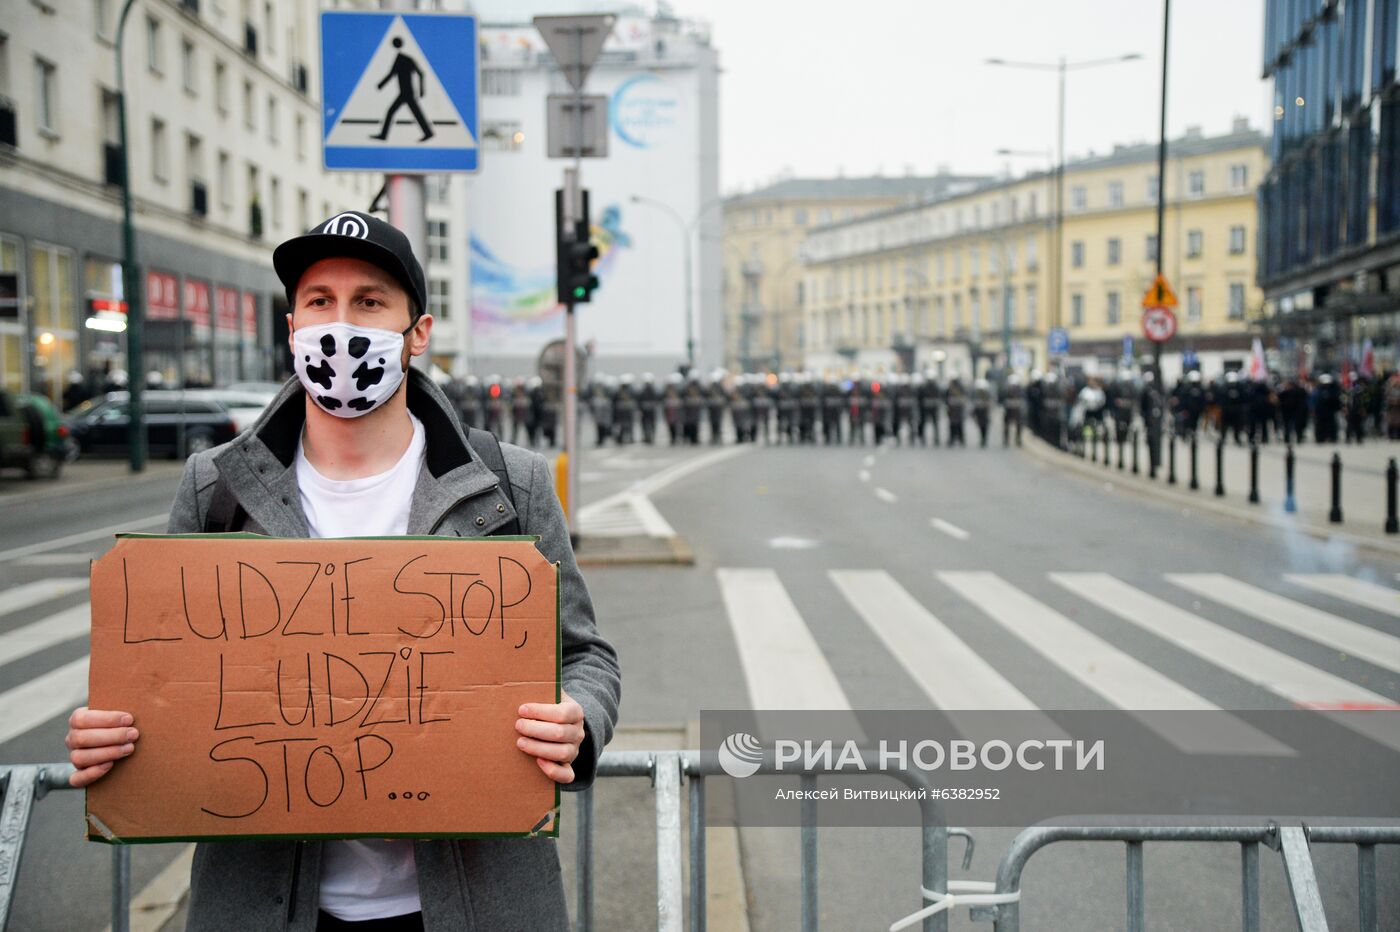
515, 690, 585, 785
66, 707, 139, 788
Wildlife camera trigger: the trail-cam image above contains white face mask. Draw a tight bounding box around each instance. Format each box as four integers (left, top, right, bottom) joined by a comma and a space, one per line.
291, 320, 410, 417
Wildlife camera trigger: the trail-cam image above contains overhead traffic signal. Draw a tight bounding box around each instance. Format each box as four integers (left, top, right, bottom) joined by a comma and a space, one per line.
555, 188, 600, 306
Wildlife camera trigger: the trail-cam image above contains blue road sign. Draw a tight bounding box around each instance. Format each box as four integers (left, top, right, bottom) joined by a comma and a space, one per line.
320, 12, 479, 172
1182, 348, 1199, 369
1122, 335, 1134, 361
1047, 327, 1070, 356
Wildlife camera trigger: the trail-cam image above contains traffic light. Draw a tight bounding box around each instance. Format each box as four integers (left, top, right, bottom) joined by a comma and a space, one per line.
555, 188, 600, 306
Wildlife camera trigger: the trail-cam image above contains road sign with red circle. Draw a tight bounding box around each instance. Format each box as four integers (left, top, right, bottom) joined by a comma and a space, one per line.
1142, 306, 1177, 343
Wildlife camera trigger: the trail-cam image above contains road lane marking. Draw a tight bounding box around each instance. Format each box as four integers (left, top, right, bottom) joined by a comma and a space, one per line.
716, 569, 851, 710
862, 455, 875, 468
938, 572, 1291, 756
0, 603, 89, 668
1168, 574, 1400, 673
0, 579, 88, 618
858, 470, 870, 483
874, 487, 897, 503
0, 655, 89, 745
930, 518, 970, 541
1051, 573, 1400, 752
0, 514, 169, 564
830, 570, 1041, 711
1283, 574, 1400, 619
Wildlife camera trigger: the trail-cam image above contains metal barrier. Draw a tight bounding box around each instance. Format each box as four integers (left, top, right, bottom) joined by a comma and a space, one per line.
978, 822, 1400, 932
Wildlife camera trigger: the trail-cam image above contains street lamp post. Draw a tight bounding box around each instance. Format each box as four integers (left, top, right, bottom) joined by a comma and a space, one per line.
986, 53, 1142, 339
631, 195, 697, 372
116, 0, 146, 473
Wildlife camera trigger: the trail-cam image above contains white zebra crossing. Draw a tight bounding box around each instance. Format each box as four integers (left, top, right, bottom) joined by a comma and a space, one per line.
937, 572, 1293, 756
0, 655, 89, 745
1051, 573, 1400, 753
0, 602, 90, 667
1168, 573, 1400, 672
1283, 574, 1400, 619
0, 578, 88, 618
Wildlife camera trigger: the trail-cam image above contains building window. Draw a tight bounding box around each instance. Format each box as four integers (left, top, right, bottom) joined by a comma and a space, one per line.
263, 2, 275, 53
793, 208, 808, 226
1071, 240, 1084, 268
295, 114, 305, 160
1187, 229, 1203, 258
1229, 163, 1248, 191
1071, 186, 1087, 211
1025, 236, 1037, 269
34, 57, 58, 136
1070, 292, 1084, 327
146, 16, 162, 73
480, 120, 523, 151
1106, 237, 1121, 265
1187, 286, 1202, 322
1228, 282, 1246, 320
969, 247, 980, 277
94, 0, 114, 41
426, 175, 449, 205
297, 187, 309, 231
243, 80, 255, 130
266, 96, 278, 143
1146, 233, 1159, 262
1106, 290, 1121, 325
427, 220, 449, 262
269, 175, 281, 230
1188, 170, 1205, 197
1028, 192, 1038, 218
181, 37, 196, 94
217, 150, 231, 208
1025, 284, 1037, 328
1229, 225, 1246, 254
214, 59, 228, 113
952, 294, 962, 331
1108, 181, 1124, 207
151, 118, 169, 182
481, 68, 521, 96
1146, 174, 1159, 201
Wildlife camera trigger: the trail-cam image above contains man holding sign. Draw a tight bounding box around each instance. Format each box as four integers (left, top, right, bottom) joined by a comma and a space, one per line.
65, 211, 621, 931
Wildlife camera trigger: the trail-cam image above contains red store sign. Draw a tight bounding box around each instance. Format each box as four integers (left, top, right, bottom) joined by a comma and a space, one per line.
215, 287, 240, 332
241, 292, 258, 338
183, 280, 211, 329
146, 271, 179, 321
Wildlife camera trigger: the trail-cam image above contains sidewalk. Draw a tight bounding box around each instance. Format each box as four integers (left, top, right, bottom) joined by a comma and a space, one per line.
1026, 428, 1400, 557
0, 457, 184, 505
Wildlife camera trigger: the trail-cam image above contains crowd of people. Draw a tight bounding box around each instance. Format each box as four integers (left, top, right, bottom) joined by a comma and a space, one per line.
442, 367, 1400, 453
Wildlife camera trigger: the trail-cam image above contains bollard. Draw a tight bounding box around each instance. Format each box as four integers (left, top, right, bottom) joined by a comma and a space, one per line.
1248, 445, 1260, 504
1284, 445, 1297, 513
1131, 429, 1140, 475
1329, 453, 1343, 523
1214, 439, 1225, 497
1386, 458, 1398, 534
1167, 431, 1177, 485
1118, 429, 1126, 471
1189, 435, 1199, 491
1091, 426, 1099, 463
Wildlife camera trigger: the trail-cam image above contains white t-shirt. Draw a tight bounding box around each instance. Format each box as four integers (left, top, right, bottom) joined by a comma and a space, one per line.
295, 412, 426, 921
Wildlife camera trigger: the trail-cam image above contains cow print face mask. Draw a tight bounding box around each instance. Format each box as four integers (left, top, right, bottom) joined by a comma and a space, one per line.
291, 321, 410, 418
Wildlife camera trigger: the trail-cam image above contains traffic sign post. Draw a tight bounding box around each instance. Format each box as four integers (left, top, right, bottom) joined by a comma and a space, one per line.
1142, 306, 1177, 343
1047, 327, 1070, 357
320, 11, 480, 172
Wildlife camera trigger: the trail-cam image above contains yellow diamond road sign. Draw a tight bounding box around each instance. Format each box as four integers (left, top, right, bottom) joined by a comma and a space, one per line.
1142, 273, 1178, 309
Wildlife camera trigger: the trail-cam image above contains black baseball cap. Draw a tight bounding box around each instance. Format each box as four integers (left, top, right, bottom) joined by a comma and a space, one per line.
273, 210, 428, 319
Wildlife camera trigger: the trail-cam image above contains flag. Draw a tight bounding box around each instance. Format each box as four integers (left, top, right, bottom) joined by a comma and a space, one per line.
1247, 337, 1268, 382
1359, 338, 1375, 378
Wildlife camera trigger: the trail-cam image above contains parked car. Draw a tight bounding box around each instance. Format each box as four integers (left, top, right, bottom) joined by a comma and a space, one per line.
0, 388, 73, 479
66, 390, 240, 458
201, 388, 278, 433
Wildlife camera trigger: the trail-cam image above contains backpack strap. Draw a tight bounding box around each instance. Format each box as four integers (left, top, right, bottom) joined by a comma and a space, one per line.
203, 473, 246, 534
466, 427, 521, 535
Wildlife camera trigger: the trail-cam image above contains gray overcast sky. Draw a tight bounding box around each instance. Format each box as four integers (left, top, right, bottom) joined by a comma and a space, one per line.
661, 0, 1270, 193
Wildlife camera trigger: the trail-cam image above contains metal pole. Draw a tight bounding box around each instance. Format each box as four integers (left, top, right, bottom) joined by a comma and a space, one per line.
1054, 57, 1065, 333
576, 786, 594, 932
1189, 433, 1199, 490
1285, 445, 1297, 512
383, 0, 428, 373
684, 222, 696, 371
1329, 453, 1343, 523
689, 771, 707, 932
654, 753, 684, 932
562, 168, 580, 538
116, 0, 146, 473
1214, 439, 1225, 496
1152, 0, 1170, 384
1248, 444, 1260, 504
111, 846, 131, 932
800, 772, 819, 932
1385, 458, 1397, 534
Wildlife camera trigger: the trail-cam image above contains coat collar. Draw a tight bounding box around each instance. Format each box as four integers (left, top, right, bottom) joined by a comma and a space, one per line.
213, 369, 508, 537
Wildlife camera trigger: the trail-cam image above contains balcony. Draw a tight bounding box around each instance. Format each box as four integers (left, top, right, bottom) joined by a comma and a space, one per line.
102, 143, 124, 186
191, 181, 208, 218
0, 98, 16, 148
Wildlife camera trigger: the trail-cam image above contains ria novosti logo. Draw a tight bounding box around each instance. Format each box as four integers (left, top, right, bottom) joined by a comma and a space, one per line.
717, 732, 764, 778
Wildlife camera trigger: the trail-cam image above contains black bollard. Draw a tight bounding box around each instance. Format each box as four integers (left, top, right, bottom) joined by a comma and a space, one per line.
1167, 431, 1177, 485
1214, 439, 1225, 497
1386, 458, 1398, 534
1284, 445, 1297, 513
1091, 426, 1099, 463
1118, 429, 1126, 470
1248, 444, 1260, 504
1131, 429, 1140, 475
1329, 453, 1343, 523
1189, 435, 1199, 491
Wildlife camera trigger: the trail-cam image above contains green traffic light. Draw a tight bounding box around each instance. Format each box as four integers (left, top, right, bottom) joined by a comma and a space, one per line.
573, 286, 587, 298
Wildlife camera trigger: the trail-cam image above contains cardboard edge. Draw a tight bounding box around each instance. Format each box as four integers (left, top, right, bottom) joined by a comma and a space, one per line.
84, 829, 559, 846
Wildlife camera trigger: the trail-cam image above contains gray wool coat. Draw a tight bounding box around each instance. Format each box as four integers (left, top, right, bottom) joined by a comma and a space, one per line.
163, 369, 621, 931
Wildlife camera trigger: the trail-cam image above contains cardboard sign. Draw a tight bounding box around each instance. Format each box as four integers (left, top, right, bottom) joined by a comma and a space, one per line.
86, 535, 560, 843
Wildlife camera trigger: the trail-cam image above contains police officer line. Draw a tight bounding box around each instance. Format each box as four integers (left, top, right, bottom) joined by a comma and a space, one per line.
715, 568, 1400, 754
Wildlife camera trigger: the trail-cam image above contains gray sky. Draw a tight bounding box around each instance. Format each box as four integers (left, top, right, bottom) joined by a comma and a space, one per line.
662, 0, 1270, 193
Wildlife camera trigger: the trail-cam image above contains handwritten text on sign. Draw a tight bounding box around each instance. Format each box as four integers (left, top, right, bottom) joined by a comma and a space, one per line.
86, 536, 559, 842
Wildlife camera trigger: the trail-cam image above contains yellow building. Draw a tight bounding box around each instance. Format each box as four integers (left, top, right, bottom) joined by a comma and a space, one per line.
802, 121, 1269, 380
720, 174, 988, 373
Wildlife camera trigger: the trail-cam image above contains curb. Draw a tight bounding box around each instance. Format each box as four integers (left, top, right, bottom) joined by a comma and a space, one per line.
575, 534, 695, 567
0, 463, 183, 507
1020, 434, 1400, 559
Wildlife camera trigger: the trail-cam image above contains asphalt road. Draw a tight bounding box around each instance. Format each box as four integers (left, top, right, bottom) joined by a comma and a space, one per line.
2, 436, 1397, 931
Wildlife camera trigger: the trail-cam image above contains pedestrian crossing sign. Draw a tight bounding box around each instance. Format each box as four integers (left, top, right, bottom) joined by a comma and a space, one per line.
320, 12, 479, 173
1141, 273, 1178, 309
